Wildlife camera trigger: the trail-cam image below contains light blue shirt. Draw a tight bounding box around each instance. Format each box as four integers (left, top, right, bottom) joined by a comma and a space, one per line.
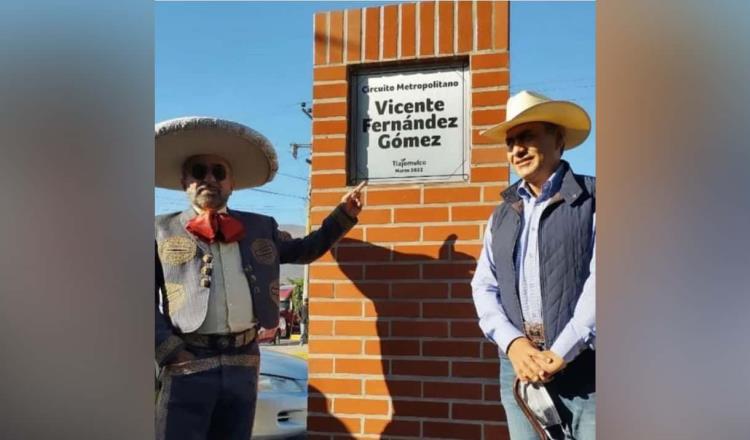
471, 166, 596, 363
516, 166, 566, 325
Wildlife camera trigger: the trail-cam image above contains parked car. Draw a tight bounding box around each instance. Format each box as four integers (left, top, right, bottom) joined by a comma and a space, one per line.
253, 347, 307, 439
258, 319, 288, 345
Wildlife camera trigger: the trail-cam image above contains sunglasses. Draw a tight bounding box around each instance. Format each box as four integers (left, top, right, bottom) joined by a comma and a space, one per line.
190, 163, 228, 182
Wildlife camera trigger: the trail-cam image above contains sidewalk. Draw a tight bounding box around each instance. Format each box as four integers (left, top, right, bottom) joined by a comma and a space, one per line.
261, 334, 308, 360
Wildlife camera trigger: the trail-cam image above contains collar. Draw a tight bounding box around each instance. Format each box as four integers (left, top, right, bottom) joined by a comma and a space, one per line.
178, 206, 230, 236
501, 161, 588, 206
517, 163, 565, 203
192, 205, 228, 215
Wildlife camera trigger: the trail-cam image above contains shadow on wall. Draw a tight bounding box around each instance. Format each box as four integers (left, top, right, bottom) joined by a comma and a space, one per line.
307, 384, 351, 438
308, 235, 504, 439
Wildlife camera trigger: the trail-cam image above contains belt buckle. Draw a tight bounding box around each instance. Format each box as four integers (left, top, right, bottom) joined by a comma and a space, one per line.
215, 335, 231, 350
524, 323, 545, 349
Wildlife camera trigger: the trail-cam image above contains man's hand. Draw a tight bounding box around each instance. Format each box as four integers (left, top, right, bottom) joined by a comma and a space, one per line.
536, 350, 566, 380
257, 327, 277, 343
340, 181, 366, 218
507, 337, 550, 383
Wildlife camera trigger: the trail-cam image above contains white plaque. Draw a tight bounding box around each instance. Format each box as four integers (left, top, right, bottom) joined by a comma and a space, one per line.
350, 64, 469, 183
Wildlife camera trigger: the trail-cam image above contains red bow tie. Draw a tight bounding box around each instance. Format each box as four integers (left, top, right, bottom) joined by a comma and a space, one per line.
186, 210, 245, 243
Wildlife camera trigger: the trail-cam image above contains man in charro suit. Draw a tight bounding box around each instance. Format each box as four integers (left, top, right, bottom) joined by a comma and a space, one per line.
154, 116, 364, 440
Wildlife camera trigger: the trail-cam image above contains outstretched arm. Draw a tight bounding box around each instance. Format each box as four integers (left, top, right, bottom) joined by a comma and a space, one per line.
277, 183, 364, 264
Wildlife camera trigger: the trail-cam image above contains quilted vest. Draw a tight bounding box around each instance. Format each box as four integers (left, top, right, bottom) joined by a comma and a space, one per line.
490, 162, 595, 346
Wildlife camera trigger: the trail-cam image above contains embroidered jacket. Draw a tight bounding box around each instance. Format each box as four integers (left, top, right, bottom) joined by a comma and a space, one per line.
155, 204, 356, 365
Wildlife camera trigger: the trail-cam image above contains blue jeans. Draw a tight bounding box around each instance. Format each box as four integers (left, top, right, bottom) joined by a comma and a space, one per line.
499, 353, 596, 440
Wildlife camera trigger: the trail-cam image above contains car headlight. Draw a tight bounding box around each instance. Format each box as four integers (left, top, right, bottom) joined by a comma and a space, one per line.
258, 374, 305, 393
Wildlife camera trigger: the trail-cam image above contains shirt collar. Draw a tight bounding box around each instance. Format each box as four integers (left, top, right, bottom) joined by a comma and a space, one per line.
517, 163, 565, 203
192, 205, 228, 215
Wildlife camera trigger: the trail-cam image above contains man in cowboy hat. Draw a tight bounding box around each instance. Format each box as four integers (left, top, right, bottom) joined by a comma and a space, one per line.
154, 116, 364, 440
471, 91, 596, 439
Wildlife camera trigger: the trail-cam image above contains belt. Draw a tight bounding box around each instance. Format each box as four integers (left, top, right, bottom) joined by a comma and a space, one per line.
182, 327, 257, 350
524, 322, 546, 349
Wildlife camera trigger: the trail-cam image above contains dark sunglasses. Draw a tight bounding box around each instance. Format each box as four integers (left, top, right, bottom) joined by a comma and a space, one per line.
190, 163, 228, 182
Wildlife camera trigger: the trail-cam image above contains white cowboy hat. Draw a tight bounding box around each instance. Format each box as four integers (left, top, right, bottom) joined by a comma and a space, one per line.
481, 90, 591, 150
155, 116, 278, 190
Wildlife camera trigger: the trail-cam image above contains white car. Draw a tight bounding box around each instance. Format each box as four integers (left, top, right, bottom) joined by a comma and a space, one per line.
252, 347, 307, 439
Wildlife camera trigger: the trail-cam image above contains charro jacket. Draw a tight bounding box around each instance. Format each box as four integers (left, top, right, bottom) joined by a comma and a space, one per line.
155, 204, 356, 365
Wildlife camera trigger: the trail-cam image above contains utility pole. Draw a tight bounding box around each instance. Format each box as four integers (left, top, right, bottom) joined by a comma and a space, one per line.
300, 101, 313, 119
290, 143, 312, 165
292, 102, 312, 163
291, 101, 313, 345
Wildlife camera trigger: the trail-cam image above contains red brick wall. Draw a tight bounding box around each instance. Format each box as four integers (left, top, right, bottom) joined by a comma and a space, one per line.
308, 2, 510, 438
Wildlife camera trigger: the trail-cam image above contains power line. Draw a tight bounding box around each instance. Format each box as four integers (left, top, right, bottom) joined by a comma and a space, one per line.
276, 171, 308, 182
156, 188, 307, 202
250, 187, 308, 200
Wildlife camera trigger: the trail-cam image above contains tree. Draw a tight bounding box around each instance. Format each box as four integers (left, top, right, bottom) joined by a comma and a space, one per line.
288, 277, 304, 315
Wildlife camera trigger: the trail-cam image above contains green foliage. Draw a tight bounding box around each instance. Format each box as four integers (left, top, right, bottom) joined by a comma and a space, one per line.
287, 277, 304, 314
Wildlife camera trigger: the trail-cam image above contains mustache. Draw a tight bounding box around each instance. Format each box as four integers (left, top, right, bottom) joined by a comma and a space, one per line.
197, 184, 221, 192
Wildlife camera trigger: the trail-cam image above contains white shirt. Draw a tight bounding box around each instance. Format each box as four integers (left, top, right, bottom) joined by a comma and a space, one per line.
193, 206, 256, 334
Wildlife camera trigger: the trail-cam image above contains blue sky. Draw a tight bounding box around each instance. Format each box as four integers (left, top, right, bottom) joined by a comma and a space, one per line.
156, 1, 595, 224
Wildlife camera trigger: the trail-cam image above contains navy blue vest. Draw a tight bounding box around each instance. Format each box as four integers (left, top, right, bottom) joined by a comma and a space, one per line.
490, 162, 595, 346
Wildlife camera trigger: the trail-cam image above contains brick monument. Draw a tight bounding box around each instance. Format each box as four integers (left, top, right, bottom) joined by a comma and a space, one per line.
307, 2, 511, 438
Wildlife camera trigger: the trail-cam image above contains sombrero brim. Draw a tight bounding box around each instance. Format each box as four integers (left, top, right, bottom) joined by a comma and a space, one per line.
481, 101, 591, 150
155, 117, 278, 190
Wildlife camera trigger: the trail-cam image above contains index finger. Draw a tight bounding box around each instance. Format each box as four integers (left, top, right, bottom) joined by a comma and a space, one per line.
353, 180, 368, 192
